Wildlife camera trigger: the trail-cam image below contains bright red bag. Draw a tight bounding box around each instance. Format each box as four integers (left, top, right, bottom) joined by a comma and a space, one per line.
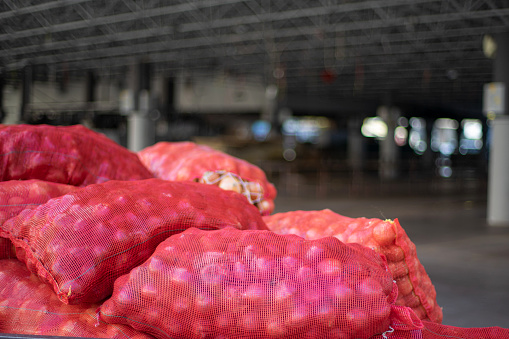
100, 227, 423, 339
0, 124, 153, 186
0, 179, 77, 259
371, 320, 509, 338
420, 321, 509, 339
263, 209, 442, 323
0, 259, 154, 339
0, 238, 14, 259
138, 141, 277, 215
0, 179, 268, 305
0, 179, 77, 224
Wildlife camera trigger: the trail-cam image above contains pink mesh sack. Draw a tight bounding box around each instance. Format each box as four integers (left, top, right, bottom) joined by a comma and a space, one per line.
0, 179, 78, 259
263, 209, 442, 323
0, 238, 13, 259
420, 320, 509, 339
374, 320, 509, 338
0, 259, 154, 339
0, 178, 268, 305
137, 141, 277, 215
99, 227, 424, 339
0, 124, 153, 186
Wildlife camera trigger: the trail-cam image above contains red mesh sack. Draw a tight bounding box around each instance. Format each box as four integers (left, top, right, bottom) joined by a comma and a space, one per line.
0, 179, 78, 225
137, 141, 277, 215
99, 227, 424, 339
0, 259, 154, 339
420, 321, 509, 339
263, 209, 442, 323
0, 179, 77, 259
0, 178, 268, 305
374, 320, 509, 338
0, 124, 153, 186
0, 238, 14, 259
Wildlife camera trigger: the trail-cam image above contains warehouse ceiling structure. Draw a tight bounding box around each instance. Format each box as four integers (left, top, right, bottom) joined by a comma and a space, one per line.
1, 0, 509, 117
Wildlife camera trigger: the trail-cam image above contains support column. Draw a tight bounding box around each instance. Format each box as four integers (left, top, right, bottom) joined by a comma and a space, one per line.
262, 84, 278, 125
0, 72, 5, 123
21, 65, 33, 123
347, 117, 365, 172
127, 61, 155, 152
487, 32, 509, 226
85, 70, 96, 122
86, 70, 96, 103
378, 105, 400, 180
487, 116, 509, 226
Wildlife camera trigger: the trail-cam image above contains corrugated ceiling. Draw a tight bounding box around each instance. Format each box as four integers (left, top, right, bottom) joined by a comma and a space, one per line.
1, 0, 508, 111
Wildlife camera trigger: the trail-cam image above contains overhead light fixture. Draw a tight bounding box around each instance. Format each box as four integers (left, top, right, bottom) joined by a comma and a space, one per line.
483, 34, 497, 59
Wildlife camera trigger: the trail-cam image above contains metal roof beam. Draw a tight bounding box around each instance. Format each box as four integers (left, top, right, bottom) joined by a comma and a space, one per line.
178, 0, 440, 32
6, 13, 503, 71
0, 0, 442, 42
6, 6, 508, 68
0, 0, 243, 42
0, 0, 91, 20
483, 0, 509, 24
30, 32, 488, 75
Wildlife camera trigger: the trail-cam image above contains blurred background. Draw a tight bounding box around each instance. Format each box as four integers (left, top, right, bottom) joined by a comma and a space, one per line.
1, 0, 509, 330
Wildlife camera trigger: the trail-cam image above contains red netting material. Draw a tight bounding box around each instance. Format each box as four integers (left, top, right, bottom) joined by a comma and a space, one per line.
0, 179, 78, 259
99, 227, 424, 339
0, 124, 153, 186
420, 321, 509, 339
197, 170, 272, 215
0, 179, 78, 223
374, 320, 509, 338
263, 209, 442, 323
137, 141, 277, 215
0, 259, 154, 339
0, 179, 268, 305
0, 238, 13, 259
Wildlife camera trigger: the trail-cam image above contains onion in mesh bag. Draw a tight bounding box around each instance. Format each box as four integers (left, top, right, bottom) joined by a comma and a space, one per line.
0, 259, 154, 339
0, 124, 152, 186
0, 179, 78, 260
100, 227, 423, 339
0, 179, 268, 305
137, 141, 277, 215
263, 209, 442, 323
0, 180, 78, 224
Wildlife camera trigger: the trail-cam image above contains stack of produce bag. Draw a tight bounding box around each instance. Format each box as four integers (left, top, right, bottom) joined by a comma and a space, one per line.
263, 209, 442, 323
98, 227, 423, 338
1, 178, 267, 305
0, 123, 508, 339
137, 141, 277, 215
0, 179, 78, 259
0, 124, 153, 185
0, 259, 154, 339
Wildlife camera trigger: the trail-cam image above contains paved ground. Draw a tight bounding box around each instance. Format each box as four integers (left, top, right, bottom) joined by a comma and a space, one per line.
270, 178, 509, 329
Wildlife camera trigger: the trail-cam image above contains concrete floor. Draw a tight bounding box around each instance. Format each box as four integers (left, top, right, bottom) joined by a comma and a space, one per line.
270, 178, 509, 329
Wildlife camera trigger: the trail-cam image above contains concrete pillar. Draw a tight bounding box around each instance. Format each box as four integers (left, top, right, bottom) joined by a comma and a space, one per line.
487, 32, 509, 226
86, 70, 96, 103
0, 72, 4, 123
487, 116, 509, 226
168, 77, 178, 122
127, 61, 155, 152
347, 117, 365, 171
493, 32, 509, 111
378, 105, 400, 179
262, 84, 278, 125
21, 65, 33, 123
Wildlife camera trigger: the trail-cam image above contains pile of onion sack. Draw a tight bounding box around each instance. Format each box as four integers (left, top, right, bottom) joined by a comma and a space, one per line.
263, 209, 442, 323
137, 141, 277, 215
1, 124, 508, 339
